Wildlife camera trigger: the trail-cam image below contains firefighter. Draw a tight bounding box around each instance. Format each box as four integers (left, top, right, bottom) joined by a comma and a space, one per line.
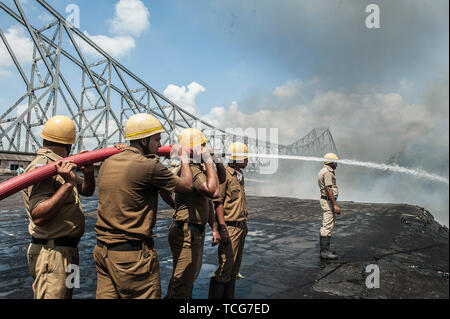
23, 115, 96, 299
209, 142, 249, 299
93, 113, 193, 299
165, 128, 225, 299
318, 152, 340, 260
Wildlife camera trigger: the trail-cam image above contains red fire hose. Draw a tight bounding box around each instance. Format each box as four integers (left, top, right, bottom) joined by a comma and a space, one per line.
0, 147, 121, 201
0, 145, 185, 201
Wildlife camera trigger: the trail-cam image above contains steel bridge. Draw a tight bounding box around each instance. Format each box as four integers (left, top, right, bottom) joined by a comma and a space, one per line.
0, 0, 338, 173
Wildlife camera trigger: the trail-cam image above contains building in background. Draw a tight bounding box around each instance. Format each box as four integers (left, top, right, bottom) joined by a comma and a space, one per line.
0, 151, 35, 175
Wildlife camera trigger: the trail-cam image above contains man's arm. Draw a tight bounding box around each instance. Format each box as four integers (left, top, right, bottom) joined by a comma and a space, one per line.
326, 186, 340, 215
171, 145, 193, 193
212, 154, 227, 184
196, 149, 219, 198
75, 150, 96, 196
30, 161, 78, 226
160, 189, 175, 209
208, 200, 220, 246
214, 201, 230, 244
79, 165, 95, 196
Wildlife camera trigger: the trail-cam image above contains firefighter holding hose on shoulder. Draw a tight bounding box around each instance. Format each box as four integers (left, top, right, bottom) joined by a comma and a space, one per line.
93, 113, 193, 299
165, 128, 226, 299
22, 115, 96, 299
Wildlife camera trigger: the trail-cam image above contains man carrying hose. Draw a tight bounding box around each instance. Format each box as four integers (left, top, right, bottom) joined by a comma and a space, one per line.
165, 128, 225, 299
93, 113, 193, 299
318, 152, 341, 260
22, 115, 96, 299
209, 142, 249, 299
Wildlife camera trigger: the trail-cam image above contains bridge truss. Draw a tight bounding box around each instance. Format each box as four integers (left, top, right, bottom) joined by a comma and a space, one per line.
0, 0, 338, 173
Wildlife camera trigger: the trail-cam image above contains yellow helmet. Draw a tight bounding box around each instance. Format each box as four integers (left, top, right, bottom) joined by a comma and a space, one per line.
41, 115, 76, 145
124, 113, 165, 141
324, 152, 339, 164
227, 142, 249, 161
178, 128, 207, 147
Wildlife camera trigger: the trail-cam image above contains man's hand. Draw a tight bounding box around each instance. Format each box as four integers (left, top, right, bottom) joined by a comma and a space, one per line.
114, 143, 128, 151
200, 145, 213, 163
191, 145, 212, 164
170, 144, 190, 163
212, 229, 221, 246
211, 151, 223, 165
333, 204, 341, 215
219, 225, 230, 244
170, 144, 183, 157
55, 160, 77, 185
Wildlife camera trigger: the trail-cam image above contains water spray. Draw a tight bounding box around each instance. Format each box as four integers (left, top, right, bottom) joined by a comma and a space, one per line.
240, 153, 449, 186
159, 146, 448, 185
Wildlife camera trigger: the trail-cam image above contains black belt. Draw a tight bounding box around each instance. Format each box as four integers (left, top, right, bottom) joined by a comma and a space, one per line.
96, 238, 154, 251
31, 236, 80, 248
173, 221, 205, 234
225, 221, 247, 228
321, 195, 337, 200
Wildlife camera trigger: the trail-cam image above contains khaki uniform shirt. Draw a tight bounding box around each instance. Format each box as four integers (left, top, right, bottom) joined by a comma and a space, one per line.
22, 148, 85, 239
213, 165, 248, 222
318, 165, 338, 198
173, 163, 210, 225
95, 146, 179, 244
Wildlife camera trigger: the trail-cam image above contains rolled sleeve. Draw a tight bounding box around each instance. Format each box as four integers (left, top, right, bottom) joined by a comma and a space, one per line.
28, 178, 56, 212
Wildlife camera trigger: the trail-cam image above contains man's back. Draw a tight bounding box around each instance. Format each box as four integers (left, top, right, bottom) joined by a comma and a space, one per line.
96, 146, 179, 244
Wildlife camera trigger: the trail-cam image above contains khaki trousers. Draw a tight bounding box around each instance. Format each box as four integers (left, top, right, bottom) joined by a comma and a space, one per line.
27, 242, 79, 299
93, 242, 161, 299
214, 225, 247, 283
320, 198, 335, 237
165, 223, 205, 299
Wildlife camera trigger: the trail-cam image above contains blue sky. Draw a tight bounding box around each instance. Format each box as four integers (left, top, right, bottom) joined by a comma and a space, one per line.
0, 0, 449, 223
1, 0, 448, 151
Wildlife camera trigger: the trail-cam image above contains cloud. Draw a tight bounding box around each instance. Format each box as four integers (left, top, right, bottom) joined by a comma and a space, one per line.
76, 31, 135, 59
163, 82, 206, 115
201, 0, 449, 93
273, 80, 304, 98
0, 26, 33, 68
202, 77, 449, 168
74, 0, 151, 60
200, 77, 449, 225
109, 0, 150, 37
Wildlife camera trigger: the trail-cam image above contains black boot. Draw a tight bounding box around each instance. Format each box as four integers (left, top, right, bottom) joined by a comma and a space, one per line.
223, 277, 236, 299
208, 277, 226, 299
320, 236, 338, 260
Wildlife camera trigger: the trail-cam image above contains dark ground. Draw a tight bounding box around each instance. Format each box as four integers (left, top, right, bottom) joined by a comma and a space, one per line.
0, 175, 448, 299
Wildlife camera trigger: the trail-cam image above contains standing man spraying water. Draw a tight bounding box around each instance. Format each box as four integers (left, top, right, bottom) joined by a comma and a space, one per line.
318, 153, 340, 260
